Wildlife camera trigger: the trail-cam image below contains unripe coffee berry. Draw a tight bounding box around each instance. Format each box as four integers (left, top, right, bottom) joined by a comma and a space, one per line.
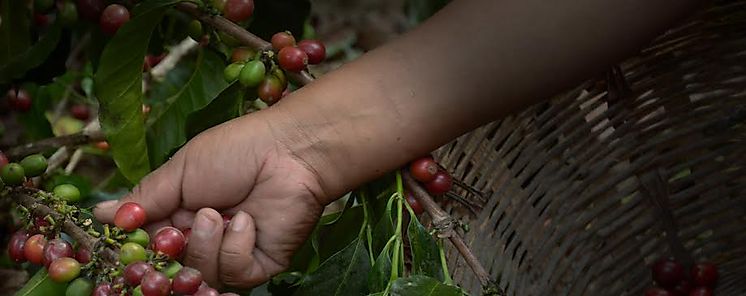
1, 163, 26, 186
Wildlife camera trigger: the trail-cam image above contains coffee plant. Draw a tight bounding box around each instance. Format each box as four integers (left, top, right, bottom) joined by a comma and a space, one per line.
1, 0, 498, 295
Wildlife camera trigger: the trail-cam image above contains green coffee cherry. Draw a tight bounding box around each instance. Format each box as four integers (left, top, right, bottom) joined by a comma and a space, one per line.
1, 163, 25, 186
20, 154, 48, 177
162, 261, 183, 278
239, 60, 266, 88
125, 228, 150, 247
132, 286, 144, 296
65, 278, 94, 296
58, 1, 78, 27
119, 242, 147, 265
224, 63, 244, 82
187, 20, 203, 42
271, 66, 288, 89
54, 184, 81, 203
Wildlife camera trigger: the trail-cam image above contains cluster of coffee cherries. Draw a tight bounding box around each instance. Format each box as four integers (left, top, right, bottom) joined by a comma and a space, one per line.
223, 31, 326, 105
7, 200, 227, 295
32, 0, 131, 36
404, 156, 453, 215
645, 257, 719, 296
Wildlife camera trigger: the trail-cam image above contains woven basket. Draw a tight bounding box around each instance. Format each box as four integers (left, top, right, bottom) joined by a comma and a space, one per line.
434, 2, 746, 295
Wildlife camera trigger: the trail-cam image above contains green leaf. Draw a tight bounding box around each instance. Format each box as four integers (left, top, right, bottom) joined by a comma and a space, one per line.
249, 0, 311, 40
0, 0, 31, 65
94, 0, 178, 183
368, 242, 392, 293
317, 206, 365, 261
13, 269, 67, 296
408, 217, 444, 281
0, 23, 63, 84
146, 49, 230, 167
390, 275, 464, 296
294, 237, 371, 296
406, 0, 451, 25
184, 83, 245, 139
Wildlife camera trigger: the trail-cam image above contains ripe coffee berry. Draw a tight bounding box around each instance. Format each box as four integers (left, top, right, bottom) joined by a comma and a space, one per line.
124, 261, 154, 286
0, 151, 9, 168
48, 257, 81, 283
258, 75, 284, 105
405, 191, 424, 215
92, 283, 113, 296
223, 0, 254, 22
425, 170, 452, 195
43, 239, 74, 267
115, 202, 147, 231
652, 258, 685, 288
76, 0, 104, 21
222, 214, 233, 229
271, 31, 296, 51
194, 285, 220, 296
297, 40, 326, 64
671, 280, 693, 296
8, 88, 32, 112
689, 287, 713, 296
151, 227, 186, 259
409, 157, 439, 183
172, 267, 203, 295
278, 47, 308, 72
100, 4, 130, 35
24, 234, 47, 265
9, 230, 29, 263
75, 247, 92, 264
141, 271, 171, 296
644, 288, 674, 296
691, 262, 718, 287
70, 104, 90, 121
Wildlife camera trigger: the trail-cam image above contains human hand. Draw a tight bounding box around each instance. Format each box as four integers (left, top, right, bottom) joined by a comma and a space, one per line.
94, 109, 326, 288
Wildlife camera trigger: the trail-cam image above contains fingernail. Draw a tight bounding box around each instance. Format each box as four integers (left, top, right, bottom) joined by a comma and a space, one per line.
230, 211, 249, 232
193, 214, 217, 237
96, 200, 117, 210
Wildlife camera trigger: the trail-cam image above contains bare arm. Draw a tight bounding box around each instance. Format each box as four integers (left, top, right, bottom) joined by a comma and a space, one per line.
270, 0, 702, 203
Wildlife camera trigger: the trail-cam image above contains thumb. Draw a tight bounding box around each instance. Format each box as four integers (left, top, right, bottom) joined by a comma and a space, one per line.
94, 152, 186, 224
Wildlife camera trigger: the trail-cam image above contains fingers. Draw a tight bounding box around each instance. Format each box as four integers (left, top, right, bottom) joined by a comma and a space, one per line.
93, 152, 186, 224
218, 211, 256, 288
184, 208, 225, 287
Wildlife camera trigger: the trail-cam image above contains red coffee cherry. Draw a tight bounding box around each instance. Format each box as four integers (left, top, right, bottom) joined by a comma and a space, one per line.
123, 261, 154, 286
8, 88, 33, 112
425, 170, 452, 195
271, 31, 296, 51
689, 287, 713, 296
141, 271, 171, 296
644, 288, 674, 296
92, 283, 112, 296
172, 267, 203, 295
24, 234, 48, 265
75, 247, 92, 264
114, 202, 147, 231
151, 227, 186, 259
223, 0, 254, 22
405, 191, 424, 215
99, 4, 130, 36
409, 157, 439, 183
42, 238, 74, 267
297, 39, 326, 64
0, 151, 8, 168
8, 230, 29, 263
70, 104, 90, 121
278, 47, 308, 72
257, 75, 284, 105
76, 0, 104, 22
652, 258, 685, 288
691, 262, 718, 287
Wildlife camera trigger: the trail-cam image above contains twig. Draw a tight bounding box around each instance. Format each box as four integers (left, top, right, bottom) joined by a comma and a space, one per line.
9, 188, 118, 263
64, 148, 84, 175
45, 147, 71, 174
174, 2, 315, 86
150, 38, 200, 81
403, 172, 502, 294
5, 121, 104, 160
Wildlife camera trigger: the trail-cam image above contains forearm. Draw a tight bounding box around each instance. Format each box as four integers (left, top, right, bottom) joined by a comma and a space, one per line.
270, 0, 701, 202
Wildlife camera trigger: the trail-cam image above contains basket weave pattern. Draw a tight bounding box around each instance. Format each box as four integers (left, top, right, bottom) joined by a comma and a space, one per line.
435, 2, 746, 295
